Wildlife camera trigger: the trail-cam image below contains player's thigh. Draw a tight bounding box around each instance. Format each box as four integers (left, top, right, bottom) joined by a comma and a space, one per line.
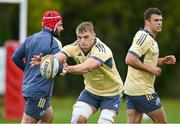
98, 95, 122, 123
76, 89, 99, 115
71, 101, 96, 123
71, 90, 100, 123
77, 89, 100, 111
21, 112, 37, 124
126, 93, 164, 123
125, 95, 144, 123
98, 109, 117, 124
127, 109, 143, 123
146, 106, 167, 123
38, 106, 53, 124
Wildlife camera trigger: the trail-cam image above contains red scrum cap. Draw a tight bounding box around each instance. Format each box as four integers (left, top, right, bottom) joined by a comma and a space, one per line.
42, 10, 62, 31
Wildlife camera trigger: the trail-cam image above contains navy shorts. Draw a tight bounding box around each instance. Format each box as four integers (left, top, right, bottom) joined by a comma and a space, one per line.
77, 89, 122, 113
24, 97, 50, 120
126, 93, 162, 113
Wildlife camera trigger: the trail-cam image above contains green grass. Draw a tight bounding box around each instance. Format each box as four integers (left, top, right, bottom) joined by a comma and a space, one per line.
52, 97, 180, 123
0, 97, 180, 123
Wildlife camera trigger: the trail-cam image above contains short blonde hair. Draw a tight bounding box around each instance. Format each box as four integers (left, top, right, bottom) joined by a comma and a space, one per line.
76, 21, 94, 34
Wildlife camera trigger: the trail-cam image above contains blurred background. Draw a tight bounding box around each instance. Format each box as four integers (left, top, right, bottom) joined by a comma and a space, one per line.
0, 0, 179, 123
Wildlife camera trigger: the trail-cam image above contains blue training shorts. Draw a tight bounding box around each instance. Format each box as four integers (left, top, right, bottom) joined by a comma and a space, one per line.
24, 97, 50, 120
77, 89, 122, 113
126, 93, 162, 113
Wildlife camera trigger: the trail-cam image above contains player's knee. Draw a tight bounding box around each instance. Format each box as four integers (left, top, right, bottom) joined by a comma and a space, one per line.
71, 114, 87, 124
98, 109, 116, 124
71, 101, 93, 124
151, 116, 167, 123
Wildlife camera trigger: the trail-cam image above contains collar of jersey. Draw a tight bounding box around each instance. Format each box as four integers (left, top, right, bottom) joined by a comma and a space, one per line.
42, 28, 52, 34
140, 28, 156, 40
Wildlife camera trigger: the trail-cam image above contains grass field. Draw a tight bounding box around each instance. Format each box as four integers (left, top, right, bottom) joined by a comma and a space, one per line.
0, 97, 180, 123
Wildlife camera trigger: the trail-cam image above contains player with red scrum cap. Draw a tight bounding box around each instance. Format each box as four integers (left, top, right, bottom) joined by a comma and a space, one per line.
12, 10, 63, 124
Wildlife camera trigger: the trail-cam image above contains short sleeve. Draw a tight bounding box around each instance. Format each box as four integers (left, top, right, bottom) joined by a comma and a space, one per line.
129, 31, 151, 58
90, 42, 111, 64
60, 44, 76, 58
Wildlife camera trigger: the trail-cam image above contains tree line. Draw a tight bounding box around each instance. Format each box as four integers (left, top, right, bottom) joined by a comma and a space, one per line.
0, 0, 179, 98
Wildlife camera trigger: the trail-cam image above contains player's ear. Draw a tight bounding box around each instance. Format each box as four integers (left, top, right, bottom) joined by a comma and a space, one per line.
145, 20, 150, 26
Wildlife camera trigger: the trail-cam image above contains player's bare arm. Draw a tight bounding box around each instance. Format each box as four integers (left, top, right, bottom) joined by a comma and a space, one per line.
158, 55, 176, 65
126, 53, 161, 76
54, 52, 68, 63
66, 58, 101, 75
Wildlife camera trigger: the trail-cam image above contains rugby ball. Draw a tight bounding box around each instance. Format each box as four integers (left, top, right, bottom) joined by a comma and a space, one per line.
40, 54, 59, 79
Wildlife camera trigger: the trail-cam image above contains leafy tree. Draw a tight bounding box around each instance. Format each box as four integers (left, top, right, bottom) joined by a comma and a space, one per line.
59, 0, 180, 97
1, 0, 179, 97
0, 4, 19, 45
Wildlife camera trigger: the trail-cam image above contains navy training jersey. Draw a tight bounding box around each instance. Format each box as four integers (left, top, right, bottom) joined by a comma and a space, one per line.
12, 28, 62, 99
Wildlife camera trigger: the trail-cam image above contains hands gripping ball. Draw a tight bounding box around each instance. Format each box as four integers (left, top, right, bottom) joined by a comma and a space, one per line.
40, 55, 59, 79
